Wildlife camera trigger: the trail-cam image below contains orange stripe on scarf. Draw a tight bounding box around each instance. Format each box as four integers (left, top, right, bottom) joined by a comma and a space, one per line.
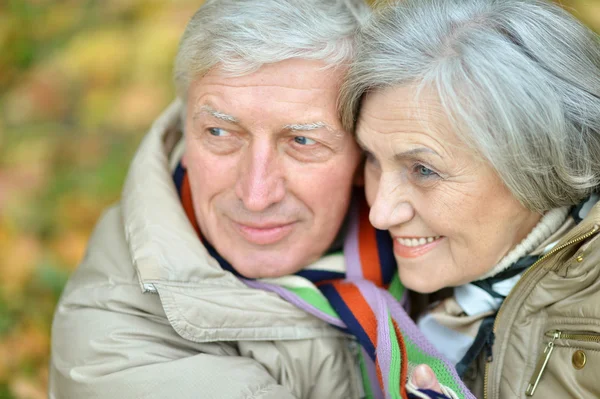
358, 197, 382, 286
333, 281, 384, 389
181, 173, 202, 238
392, 319, 409, 398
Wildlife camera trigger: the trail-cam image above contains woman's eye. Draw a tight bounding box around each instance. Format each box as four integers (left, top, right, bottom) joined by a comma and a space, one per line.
208, 127, 230, 137
414, 164, 437, 178
294, 136, 317, 146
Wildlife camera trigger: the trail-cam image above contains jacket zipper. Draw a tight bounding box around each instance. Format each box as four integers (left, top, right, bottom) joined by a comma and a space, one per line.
544, 330, 600, 342
483, 224, 599, 399
526, 330, 600, 396
524, 330, 559, 396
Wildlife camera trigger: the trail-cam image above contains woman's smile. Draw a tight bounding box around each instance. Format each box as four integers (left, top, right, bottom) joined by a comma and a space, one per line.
393, 235, 444, 258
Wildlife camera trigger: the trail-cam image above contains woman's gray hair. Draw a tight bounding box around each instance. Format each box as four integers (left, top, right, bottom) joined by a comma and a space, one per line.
174, 0, 370, 101
340, 0, 600, 212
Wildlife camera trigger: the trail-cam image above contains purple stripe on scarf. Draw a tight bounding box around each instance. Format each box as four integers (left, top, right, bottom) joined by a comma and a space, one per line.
244, 279, 346, 328
384, 290, 449, 359
362, 346, 385, 399
355, 280, 393, 395
344, 198, 363, 280
383, 290, 476, 399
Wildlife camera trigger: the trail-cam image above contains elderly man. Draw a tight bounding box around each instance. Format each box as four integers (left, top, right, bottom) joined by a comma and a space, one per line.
50, 1, 372, 398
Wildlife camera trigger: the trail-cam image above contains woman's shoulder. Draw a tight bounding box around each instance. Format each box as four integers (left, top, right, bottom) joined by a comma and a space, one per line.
494, 202, 600, 398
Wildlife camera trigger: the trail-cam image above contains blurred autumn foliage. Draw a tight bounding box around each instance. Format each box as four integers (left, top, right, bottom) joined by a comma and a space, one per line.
0, 1, 202, 397
0, 1, 598, 398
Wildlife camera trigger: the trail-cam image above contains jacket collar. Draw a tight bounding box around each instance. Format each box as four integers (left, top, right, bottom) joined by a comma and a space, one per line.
552, 197, 600, 250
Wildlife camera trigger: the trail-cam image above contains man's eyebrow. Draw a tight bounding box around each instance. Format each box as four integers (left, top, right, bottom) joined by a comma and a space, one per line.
193, 109, 338, 134
283, 122, 332, 132
195, 105, 239, 124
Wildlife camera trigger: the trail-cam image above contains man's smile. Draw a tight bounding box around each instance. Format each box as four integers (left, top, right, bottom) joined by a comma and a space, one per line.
233, 221, 297, 245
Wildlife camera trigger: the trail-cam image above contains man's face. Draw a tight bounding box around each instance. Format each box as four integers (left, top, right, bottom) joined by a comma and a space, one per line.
183, 59, 362, 278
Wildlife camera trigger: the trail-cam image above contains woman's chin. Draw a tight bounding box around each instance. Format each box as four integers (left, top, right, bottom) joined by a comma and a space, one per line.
399, 271, 447, 294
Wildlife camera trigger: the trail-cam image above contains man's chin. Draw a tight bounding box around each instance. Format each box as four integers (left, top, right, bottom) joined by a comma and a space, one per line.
231, 262, 301, 279
224, 249, 309, 279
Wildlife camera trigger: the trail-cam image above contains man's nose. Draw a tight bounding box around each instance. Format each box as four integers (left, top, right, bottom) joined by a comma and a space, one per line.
368, 172, 414, 230
235, 142, 286, 212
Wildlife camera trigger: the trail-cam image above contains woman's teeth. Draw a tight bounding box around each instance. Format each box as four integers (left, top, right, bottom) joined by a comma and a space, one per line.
396, 236, 440, 247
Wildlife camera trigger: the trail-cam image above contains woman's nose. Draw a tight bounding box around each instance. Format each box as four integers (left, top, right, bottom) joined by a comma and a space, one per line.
368, 172, 414, 230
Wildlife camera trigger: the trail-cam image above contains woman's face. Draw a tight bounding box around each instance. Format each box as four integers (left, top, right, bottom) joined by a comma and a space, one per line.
357, 85, 542, 293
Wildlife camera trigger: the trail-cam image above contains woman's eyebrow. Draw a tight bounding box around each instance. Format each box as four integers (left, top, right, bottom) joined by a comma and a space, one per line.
393, 147, 440, 161
356, 137, 440, 159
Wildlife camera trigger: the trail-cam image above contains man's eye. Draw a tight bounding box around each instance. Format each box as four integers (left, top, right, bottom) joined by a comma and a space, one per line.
294, 136, 317, 146
208, 127, 230, 137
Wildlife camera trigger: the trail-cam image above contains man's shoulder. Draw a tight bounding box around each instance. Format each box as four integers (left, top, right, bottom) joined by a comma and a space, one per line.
52, 202, 172, 352
62, 203, 139, 296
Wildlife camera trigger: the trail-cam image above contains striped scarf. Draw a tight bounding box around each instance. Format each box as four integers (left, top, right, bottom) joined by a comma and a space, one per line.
174, 164, 474, 399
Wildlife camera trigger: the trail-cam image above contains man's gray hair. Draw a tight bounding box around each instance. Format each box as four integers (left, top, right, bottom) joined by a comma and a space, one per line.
340, 0, 600, 212
174, 0, 370, 101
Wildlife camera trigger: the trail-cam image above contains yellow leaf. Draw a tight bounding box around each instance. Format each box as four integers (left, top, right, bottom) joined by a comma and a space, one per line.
50, 231, 89, 271
56, 29, 132, 87
110, 84, 167, 131
0, 235, 41, 295
11, 377, 46, 399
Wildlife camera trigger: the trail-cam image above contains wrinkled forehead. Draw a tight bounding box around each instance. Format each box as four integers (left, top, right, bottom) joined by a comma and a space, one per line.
358, 85, 449, 135
356, 85, 475, 157
186, 60, 349, 130
194, 60, 347, 97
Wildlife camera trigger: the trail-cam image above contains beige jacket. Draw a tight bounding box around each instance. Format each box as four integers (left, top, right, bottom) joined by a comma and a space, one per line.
49, 101, 364, 399
464, 202, 600, 398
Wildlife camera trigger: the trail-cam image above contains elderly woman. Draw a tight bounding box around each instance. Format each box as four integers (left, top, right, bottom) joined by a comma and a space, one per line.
341, 0, 600, 397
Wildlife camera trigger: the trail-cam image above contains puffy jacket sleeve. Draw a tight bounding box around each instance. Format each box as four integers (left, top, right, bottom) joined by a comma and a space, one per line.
49, 206, 296, 399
